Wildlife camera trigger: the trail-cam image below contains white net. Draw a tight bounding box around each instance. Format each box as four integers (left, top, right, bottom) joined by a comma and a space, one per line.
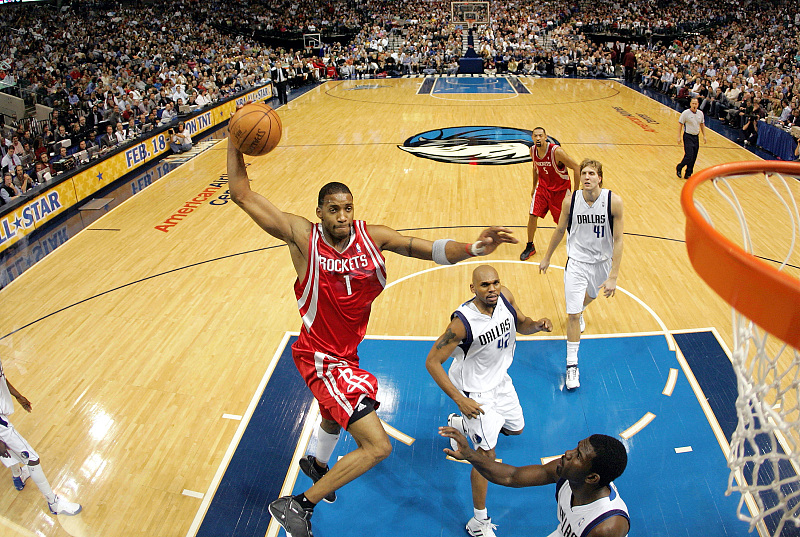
692, 168, 800, 536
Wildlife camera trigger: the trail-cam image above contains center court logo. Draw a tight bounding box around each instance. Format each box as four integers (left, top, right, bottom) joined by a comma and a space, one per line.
399, 126, 559, 165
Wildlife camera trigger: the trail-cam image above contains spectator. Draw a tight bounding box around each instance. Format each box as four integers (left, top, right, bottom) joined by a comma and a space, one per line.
114, 123, 128, 144
1, 145, 22, 175
100, 125, 118, 150
160, 102, 177, 125
34, 162, 52, 184
0, 173, 20, 204
13, 164, 35, 193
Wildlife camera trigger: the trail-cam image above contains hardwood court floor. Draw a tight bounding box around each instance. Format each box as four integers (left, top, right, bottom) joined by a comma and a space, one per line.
0, 78, 790, 536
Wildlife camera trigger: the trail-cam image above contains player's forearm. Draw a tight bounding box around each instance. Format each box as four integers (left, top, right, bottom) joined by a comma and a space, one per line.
405, 238, 476, 263
608, 239, 623, 280
464, 451, 525, 487
517, 317, 542, 335
5, 380, 22, 400
226, 142, 251, 202
426, 353, 464, 402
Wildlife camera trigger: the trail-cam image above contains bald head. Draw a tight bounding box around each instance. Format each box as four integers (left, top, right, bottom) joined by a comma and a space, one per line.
471, 265, 501, 310
472, 265, 499, 286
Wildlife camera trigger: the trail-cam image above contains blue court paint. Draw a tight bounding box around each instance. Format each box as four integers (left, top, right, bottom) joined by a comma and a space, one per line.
433, 77, 516, 94
196, 337, 314, 537
675, 331, 800, 537
288, 335, 752, 537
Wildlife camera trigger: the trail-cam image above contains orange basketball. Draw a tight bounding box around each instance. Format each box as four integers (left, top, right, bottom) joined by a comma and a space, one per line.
229, 102, 282, 156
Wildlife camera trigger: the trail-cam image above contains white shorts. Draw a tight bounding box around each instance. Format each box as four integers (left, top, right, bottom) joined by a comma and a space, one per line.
462, 375, 524, 451
564, 258, 611, 315
0, 414, 38, 467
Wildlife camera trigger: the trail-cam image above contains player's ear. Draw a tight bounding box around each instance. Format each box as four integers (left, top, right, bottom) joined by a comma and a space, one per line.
316, 206, 323, 219
585, 472, 601, 485
470, 283, 475, 295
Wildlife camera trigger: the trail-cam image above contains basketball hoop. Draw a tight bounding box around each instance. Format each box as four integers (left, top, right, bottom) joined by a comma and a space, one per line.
681, 161, 800, 350
466, 18, 475, 30
682, 160, 800, 536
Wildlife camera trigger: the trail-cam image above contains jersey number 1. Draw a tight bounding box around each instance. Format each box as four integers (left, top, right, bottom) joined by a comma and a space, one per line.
343, 274, 352, 295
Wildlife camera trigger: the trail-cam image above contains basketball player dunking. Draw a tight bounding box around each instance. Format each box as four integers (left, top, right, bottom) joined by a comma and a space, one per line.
520, 127, 581, 261
227, 141, 518, 537
539, 159, 624, 390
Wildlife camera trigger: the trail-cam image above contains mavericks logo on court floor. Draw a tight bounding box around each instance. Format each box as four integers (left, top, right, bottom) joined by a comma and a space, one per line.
399, 126, 558, 165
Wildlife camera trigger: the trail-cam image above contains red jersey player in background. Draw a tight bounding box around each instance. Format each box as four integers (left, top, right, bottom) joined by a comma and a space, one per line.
227, 141, 517, 537
520, 127, 581, 261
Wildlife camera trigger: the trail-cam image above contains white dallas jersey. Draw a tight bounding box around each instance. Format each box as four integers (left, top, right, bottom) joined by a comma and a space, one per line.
0, 360, 15, 415
550, 479, 629, 537
566, 189, 614, 264
447, 293, 518, 393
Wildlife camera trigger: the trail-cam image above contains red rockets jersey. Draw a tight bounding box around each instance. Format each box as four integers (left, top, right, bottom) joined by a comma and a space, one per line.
293, 220, 386, 359
533, 142, 571, 191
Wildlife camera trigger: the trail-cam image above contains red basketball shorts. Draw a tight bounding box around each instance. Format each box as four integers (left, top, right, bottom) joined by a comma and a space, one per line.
530, 186, 569, 222
293, 349, 380, 429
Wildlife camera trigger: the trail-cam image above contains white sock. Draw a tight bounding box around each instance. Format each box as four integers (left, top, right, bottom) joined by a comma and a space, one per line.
10, 464, 21, 478
28, 463, 55, 503
567, 341, 580, 367
474, 507, 488, 520
314, 427, 340, 467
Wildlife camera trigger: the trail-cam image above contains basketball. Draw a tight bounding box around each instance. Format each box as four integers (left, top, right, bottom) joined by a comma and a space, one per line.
229, 102, 282, 156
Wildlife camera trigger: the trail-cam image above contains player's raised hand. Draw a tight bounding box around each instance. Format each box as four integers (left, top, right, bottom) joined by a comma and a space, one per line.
439, 426, 473, 460
600, 276, 617, 298
474, 226, 517, 255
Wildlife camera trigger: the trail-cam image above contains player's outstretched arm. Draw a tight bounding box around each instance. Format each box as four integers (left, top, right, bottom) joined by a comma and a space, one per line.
600, 192, 624, 298
500, 287, 552, 335
539, 193, 572, 274
368, 225, 517, 263
425, 317, 484, 419
439, 426, 559, 488
227, 141, 311, 246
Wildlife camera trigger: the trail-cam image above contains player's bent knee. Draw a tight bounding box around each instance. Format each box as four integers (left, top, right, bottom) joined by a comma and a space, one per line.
373, 438, 392, 462
28, 459, 40, 466
321, 418, 341, 435
501, 426, 523, 436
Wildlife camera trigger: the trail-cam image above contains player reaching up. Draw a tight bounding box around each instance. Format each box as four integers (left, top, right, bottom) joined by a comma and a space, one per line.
227, 140, 517, 537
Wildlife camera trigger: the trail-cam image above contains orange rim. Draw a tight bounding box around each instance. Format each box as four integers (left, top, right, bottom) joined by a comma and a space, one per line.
681, 161, 800, 351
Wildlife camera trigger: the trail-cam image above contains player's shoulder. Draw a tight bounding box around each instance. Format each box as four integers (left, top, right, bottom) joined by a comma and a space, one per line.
586, 513, 630, 537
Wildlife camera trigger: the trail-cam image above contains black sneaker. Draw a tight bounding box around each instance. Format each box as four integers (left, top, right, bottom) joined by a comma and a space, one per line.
676, 168, 683, 179
299, 455, 336, 503
269, 496, 314, 537
519, 243, 536, 261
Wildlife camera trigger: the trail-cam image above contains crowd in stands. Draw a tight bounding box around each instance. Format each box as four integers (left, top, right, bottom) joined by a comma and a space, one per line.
1, 0, 800, 206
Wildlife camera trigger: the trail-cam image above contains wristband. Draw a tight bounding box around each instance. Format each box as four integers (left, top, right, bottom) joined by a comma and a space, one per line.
465, 243, 476, 257
470, 242, 486, 256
